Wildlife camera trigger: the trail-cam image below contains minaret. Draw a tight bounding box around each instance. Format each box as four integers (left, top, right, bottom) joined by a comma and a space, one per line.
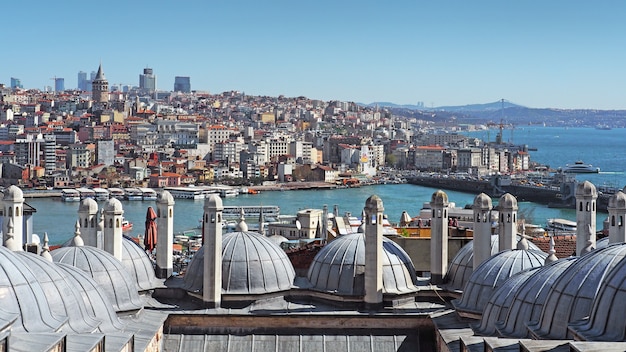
78, 198, 99, 247
203, 194, 223, 308
497, 193, 518, 251
472, 193, 493, 269
576, 181, 597, 255
430, 190, 449, 284
92, 62, 109, 103
156, 191, 175, 278
364, 195, 384, 308
607, 191, 626, 244
103, 198, 124, 261
2, 185, 24, 248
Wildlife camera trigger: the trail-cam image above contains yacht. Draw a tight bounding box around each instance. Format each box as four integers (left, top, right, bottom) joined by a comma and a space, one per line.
560, 161, 600, 173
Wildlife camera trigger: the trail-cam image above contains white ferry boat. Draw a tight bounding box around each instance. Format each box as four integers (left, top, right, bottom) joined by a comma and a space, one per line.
546, 218, 577, 233
61, 189, 81, 202
165, 186, 206, 200
124, 188, 143, 201
76, 187, 96, 199
108, 188, 125, 200
92, 187, 110, 201
138, 187, 158, 201
222, 205, 280, 219
560, 160, 600, 173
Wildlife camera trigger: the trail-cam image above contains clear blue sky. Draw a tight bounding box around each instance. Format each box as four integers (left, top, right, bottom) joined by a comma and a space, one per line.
3, 1, 626, 109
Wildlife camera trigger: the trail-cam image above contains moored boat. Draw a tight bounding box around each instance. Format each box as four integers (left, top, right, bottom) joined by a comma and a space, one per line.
60, 189, 81, 202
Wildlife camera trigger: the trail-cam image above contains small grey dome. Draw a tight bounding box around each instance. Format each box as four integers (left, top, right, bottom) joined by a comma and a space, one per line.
267, 234, 288, 247
431, 190, 449, 206
104, 197, 123, 212
184, 231, 296, 295
3, 185, 24, 202
473, 193, 493, 210
473, 266, 540, 336
16, 252, 102, 333
453, 249, 547, 319
569, 247, 626, 341
444, 235, 541, 292
78, 198, 98, 213
51, 246, 144, 312
576, 180, 597, 197
157, 190, 175, 204
0, 246, 66, 333
121, 236, 163, 291
495, 257, 577, 338
307, 233, 418, 296
528, 243, 626, 340
498, 193, 518, 210
608, 191, 626, 209
56, 263, 126, 333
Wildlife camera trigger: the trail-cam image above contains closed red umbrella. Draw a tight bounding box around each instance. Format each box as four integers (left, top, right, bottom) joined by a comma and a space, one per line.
144, 206, 158, 252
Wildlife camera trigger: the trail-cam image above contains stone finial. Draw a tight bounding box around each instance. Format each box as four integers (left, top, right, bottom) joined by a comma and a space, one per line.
4, 218, 20, 251
581, 224, 595, 255
41, 232, 53, 262
545, 233, 558, 264
72, 219, 84, 247
236, 209, 248, 232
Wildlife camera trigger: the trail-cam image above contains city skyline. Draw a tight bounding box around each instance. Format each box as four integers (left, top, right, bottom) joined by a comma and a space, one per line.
3, 1, 626, 109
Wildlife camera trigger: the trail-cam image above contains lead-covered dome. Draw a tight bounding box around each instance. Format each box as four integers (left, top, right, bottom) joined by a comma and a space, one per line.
453, 248, 547, 319
443, 235, 541, 292
576, 180, 597, 197
569, 249, 626, 341
183, 230, 295, 295
307, 233, 418, 296
528, 243, 626, 340
0, 246, 65, 333
608, 190, 626, 209
473, 266, 540, 336
495, 257, 577, 338
51, 245, 144, 312
121, 236, 163, 291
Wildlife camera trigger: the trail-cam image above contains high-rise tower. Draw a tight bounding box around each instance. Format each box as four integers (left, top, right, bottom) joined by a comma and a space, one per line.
92, 63, 109, 103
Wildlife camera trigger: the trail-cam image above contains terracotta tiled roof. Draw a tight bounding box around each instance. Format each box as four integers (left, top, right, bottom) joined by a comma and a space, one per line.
530, 235, 577, 258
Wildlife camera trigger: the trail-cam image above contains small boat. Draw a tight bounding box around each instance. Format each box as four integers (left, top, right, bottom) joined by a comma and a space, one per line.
559, 161, 600, 173
122, 219, 133, 232
546, 218, 576, 233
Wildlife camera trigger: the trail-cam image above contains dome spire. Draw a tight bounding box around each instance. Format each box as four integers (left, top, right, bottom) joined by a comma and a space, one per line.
72, 220, 84, 247
545, 233, 558, 264
41, 232, 53, 262
236, 208, 248, 232
4, 218, 21, 251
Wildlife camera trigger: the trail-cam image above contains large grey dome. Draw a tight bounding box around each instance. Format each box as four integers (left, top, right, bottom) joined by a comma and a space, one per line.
184, 231, 296, 295
473, 266, 540, 336
51, 245, 144, 312
528, 243, 626, 340
495, 256, 577, 338
56, 263, 127, 333
444, 235, 541, 292
570, 249, 626, 341
307, 233, 418, 296
453, 249, 547, 319
16, 252, 101, 333
121, 236, 163, 291
0, 246, 65, 333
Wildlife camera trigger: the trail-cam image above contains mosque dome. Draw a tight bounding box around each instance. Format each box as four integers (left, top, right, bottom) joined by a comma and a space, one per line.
78, 198, 98, 213
56, 263, 127, 333
104, 198, 123, 212
569, 248, 626, 341
608, 191, 626, 209
528, 243, 626, 340
452, 248, 547, 319
121, 236, 163, 291
495, 257, 577, 338
15, 252, 101, 333
472, 193, 492, 209
183, 230, 296, 295
443, 235, 541, 292
307, 233, 418, 296
576, 180, 597, 197
3, 185, 24, 202
473, 266, 540, 336
0, 246, 66, 333
498, 193, 518, 210
51, 245, 144, 312
266, 234, 289, 247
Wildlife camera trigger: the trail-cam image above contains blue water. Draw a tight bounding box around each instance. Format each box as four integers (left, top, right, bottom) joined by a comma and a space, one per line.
27, 127, 624, 245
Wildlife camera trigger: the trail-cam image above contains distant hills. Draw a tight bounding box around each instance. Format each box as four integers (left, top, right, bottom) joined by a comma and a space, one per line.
364, 100, 626, 128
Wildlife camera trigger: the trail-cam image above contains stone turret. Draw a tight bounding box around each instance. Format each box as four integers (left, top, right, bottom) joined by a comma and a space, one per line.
576, 181, 597, 255
497, 193, 518, 251
156, 191, 175, 278
364, 195, 384, 308
103, 198, 124, 261
3, 185, 24, 249
78, 198, 99, 247
202, 194, 223, 308
608, 191, 626, 244
472, 193, 493, 269
430, 190, 449, 284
